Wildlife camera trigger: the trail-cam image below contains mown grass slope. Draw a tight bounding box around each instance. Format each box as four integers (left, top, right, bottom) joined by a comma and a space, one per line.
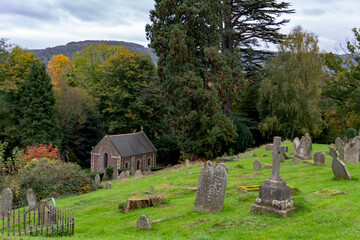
35, 142, 360, 239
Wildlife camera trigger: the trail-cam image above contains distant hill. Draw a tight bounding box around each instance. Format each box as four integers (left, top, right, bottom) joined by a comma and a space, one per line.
31, 40, 158, 64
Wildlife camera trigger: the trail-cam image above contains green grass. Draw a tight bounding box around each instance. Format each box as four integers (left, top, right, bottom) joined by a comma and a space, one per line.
27, 142, 360, 239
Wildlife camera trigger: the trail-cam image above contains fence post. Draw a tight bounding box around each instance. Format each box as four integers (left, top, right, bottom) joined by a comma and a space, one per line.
72, 213, 75, 236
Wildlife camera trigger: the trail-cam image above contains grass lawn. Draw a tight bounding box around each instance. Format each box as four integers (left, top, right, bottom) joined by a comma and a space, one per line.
28, 142, 360, 239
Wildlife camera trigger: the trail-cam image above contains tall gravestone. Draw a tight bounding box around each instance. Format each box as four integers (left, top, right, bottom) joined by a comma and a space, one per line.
291, 137, 300, 154
314, 152, 325, 166
0, 188, 13, 219
95, 174, 101, 185
344, 141, 360, 163
26, 188, 37, 210
119, 171, 126, 179
125, 170, 130, 178
330, 146, 351, 180
194, 161, 228, 213
294, 133, 312, 160
250, 137, 296, 217
335, 137, 345, 159
39, 199, 57, 225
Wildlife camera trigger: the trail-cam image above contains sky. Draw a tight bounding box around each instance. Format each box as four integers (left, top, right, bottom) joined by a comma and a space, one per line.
0, 0, 359, 53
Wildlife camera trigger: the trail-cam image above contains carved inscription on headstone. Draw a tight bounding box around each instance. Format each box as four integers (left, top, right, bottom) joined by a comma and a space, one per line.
194, 161, 228, 213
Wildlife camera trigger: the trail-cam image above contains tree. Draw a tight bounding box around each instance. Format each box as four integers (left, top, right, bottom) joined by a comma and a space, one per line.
323, 27, 360, 134
221, 0, 294, 74
257, 26, 324, 139
47, 54, 73, 92
146, 0, 237, 158
17, 61, 62, 147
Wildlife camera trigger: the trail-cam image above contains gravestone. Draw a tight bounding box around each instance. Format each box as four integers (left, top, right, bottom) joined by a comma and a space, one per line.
253, 160, 261, 171
291, 137, 300, 154
137, 215, 151, 230
26, 188, 37, 210
314, 152, 325, 165
185, 159, 190, 167
294, 134, 312, 160
125, 170, 130, 178
344, 141, 360, 163
105, 182, 111, 189
173, 164, 180, 170
194, 161, 228, 213
95, 174, 101, 185
330, 146, 351, 180
343, 136, 348, 144
264, 163, 272, 169
250, 137, 296, 217
0, 188, 13, 219
134, 170, 143, 178
119, 171, 126, 179
335, 137, 345, 159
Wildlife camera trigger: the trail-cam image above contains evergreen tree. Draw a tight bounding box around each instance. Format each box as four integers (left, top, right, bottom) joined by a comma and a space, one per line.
17, 61, 62, 147
146, 0, 237, 159
257, 26, 324, 139
221, 0, 294, 74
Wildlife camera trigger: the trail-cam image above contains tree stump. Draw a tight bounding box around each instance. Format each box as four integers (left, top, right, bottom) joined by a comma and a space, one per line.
124, 194, 165, 213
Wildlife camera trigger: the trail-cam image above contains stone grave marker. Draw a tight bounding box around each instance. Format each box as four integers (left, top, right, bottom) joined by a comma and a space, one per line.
294, 134, 312, 160
314, 152, 325, 165
26, 188, 37, 210
119, 171, 126, 179
344, 141, 360, 163
253, 160, 261, 171
134, 170, 143, 178
330, 146, 351, 180
185, 159, 190, 167
250, 136, 296, 217
291, 137, 300, 154
95, 174, 101, 185
39, 199, 56, 225
194, 161, 228, 213
105, 182, 111, 189
343, 136, 348, 144
137, 215, 151, 230
335, 137, 345, 159
264, 163, 272, 169
0, 188, 13, 219
125, 170, 130, 178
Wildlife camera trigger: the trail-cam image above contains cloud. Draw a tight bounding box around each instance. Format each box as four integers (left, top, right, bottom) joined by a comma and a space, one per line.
302, 8, 325, 16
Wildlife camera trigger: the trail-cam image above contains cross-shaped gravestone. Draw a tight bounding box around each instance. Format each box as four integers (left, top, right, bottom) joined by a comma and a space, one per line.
266, 137, 288, 182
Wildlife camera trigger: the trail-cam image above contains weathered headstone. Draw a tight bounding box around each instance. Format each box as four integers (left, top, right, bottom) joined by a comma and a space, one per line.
105, 182, 111, 189
344, 141, 360, 163
330, 146, 351, 180
343, 136, 348, 144
185, 159, 190, 167
119, 171, 126, 179
0, 188, 13, 219
137, 215, 151, 230
194, 161, 228, 213
291, 137, 300, 154
125, 170, 130, 178
264, 163, 272, 169
173, 164, 180, 170
95, 174, 101, 185
314, 152, 325, 166
253, 160, 261, 171
250, 137, 296, 217
134, 170, 143, 178
26, 188, 37, 210
335, 137, 345, 159
294, 134, 312, 160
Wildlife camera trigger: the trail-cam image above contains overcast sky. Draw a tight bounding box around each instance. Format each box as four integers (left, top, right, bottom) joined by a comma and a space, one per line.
1, 0, 359, 52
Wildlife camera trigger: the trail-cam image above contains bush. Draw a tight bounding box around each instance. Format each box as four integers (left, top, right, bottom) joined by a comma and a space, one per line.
16, 158, 96, 205
231, 119, 253, 154
89, 172, 104, 181
151, 166, 164, 172
347, 128, 358, 139
118, 168, 131, 175
105, 166, 114, 180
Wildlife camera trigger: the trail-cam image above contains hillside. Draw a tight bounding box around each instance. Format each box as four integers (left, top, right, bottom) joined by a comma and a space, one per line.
45, 142, 360, 240
31, 40, 158, 64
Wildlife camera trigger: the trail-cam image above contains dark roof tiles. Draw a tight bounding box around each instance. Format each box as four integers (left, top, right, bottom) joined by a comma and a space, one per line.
108, 132, 156, 157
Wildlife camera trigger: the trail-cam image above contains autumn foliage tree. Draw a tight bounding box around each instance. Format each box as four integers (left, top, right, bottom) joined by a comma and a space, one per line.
47, 54, 73, 92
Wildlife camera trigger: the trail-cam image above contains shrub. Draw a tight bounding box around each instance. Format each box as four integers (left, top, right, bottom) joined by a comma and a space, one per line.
105, 166, 114, 180
16, 158, 96, 205
347, 128, 358, 139
118, 168, 131, 175
21, 142, 60, 162
151, 166, 163, 172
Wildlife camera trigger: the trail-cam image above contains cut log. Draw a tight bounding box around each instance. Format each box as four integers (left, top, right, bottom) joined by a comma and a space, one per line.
124, 194, 165, 213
